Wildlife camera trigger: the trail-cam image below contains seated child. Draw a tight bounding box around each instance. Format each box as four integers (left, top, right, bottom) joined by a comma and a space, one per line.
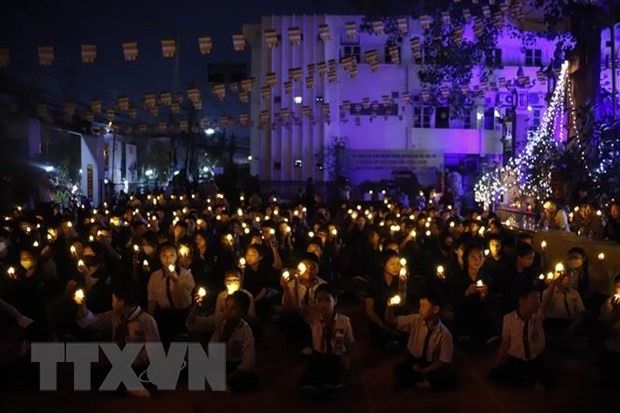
489, 283, 557, 390
209, 291, 258, 393
300, 284, 355, 399
542, 269, 585, 343
215, 269, 256, 319
386, 291, 457, 391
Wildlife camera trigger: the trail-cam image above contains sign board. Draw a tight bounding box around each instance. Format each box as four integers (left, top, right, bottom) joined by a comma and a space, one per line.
344, 150, 444, 185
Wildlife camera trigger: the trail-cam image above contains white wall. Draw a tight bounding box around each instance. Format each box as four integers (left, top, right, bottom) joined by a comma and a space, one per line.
408, 128, 503, 155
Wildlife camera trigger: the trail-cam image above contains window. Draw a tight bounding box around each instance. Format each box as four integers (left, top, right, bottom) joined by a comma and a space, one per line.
484, 108, 496, 130
525, 49, 542, 67
413, 106, 432, 128
531, 108, 541, 128
485, 49, 502, 67
462, 108, 472, 129
340, 45, 361, 63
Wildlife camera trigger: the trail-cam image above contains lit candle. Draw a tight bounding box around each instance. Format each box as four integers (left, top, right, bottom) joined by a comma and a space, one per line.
179, 245, 189, 257
197, 287, 207, 298
614, 294, 620, 303
269, 228, 275, 235
168, 264, 175, 273
541, 240, 547, 250
449, 222, 455, 228
555, 263, 564, 273
388, 294, 401, 306
399, 267, 407, 278
331, 228, 338, 236
400, 258, 407, 266
436, 265, 445, 279
476, 280, 484, 288
308, 231, 315, 238
142, 259, 149, 268
425, 230, 431, 237
133, 244, 140, 253
77, 259, 85, 268
546, 272, 554, 280
239, 257, 246, 267
237, 208, 243, 217
484, 249, 490, 256
410, 230, 416, 238
598, 252, 605, 261
281, 270, 291, 281
297, 262, 307, 275
538, 273, 545, 281
7, 267, 15, 279
74, 289, 85, 304
32, 241, 39, 248
226, 234, 233, 243
89, 235, 94, 242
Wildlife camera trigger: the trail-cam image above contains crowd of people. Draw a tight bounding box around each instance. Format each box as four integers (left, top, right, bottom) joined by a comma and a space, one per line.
0, 187, 619, 400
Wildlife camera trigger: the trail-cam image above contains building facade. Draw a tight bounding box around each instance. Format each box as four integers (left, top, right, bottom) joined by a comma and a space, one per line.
244, 15, 560, 185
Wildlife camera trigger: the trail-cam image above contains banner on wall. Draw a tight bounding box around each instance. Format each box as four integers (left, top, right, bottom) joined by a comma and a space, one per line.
344, 149, 444, 185
125, 144, 137, 184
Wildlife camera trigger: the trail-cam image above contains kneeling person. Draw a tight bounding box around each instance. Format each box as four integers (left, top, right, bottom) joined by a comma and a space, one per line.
386, 291, 456, 391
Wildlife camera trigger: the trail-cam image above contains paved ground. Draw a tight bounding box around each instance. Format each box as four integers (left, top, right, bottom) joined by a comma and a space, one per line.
0, 295, 612, 413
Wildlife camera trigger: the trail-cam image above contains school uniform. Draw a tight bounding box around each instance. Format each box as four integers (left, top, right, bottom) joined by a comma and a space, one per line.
77, 306, 160, 366
214, 289, 256, 319
301, 312, 355, 389
280, 277, 327, 348
210, 318, 258, 393
489, 310, 557, 389
394, 314, 456, 390
543, 286, 585, 332
147, 268, 194, 343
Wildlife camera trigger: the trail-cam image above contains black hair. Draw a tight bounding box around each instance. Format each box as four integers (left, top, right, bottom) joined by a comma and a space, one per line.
315, 283, 338, 300
516, 242, 535, 258
487, 233, 502, 243
228, 290, 251, 315
142, 231, 158, 246
614, 273, 620, 284
419, 290, 442, 308
517, 285, 539, 300
380, 249, 400, 268
112, 281, 137, 306
300, 251, 320, 267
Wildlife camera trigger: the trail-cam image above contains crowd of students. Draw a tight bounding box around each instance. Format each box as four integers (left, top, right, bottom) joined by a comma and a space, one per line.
0, 190, 619, 399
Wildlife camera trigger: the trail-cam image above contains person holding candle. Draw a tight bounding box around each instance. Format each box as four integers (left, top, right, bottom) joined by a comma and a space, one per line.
489, 284, 557, 390
539, 198, 570, 232
542, 266, 586, 347
387, 290, 457, 391
214, 269, 256, 319
449, 243, 499, 350
242, 244, 278, 318
147, 243, 195, 344
210, 291, 259, 393
564, 247, 606, 313
75, 280, 160, 397
280, 253, 328, 355
300, 284, 355, 399
365, 250, 406, 350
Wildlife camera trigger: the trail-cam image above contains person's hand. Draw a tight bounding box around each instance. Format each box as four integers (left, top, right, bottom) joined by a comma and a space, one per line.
18, 315, 34, 328
465, 283, 479, 296
611, 295, 620, 310
412, 365, 426, 374
477, 284, 489, 298
280, 270, 292, 289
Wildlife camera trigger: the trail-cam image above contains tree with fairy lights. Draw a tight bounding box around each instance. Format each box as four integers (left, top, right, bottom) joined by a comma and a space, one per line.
592, 118, 620, 199
474, 61, 570, 206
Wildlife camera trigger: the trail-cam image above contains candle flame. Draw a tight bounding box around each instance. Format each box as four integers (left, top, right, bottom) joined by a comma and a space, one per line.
197, 287, 206, 298
298, 262, 307, 274
389, 295, 401, 306
555, 263, 564, 273
168, 264, 175, 272
598, 252, 605, 261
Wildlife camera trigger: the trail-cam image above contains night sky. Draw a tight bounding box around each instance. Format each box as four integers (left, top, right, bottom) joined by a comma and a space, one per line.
0, 0, 358, 125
